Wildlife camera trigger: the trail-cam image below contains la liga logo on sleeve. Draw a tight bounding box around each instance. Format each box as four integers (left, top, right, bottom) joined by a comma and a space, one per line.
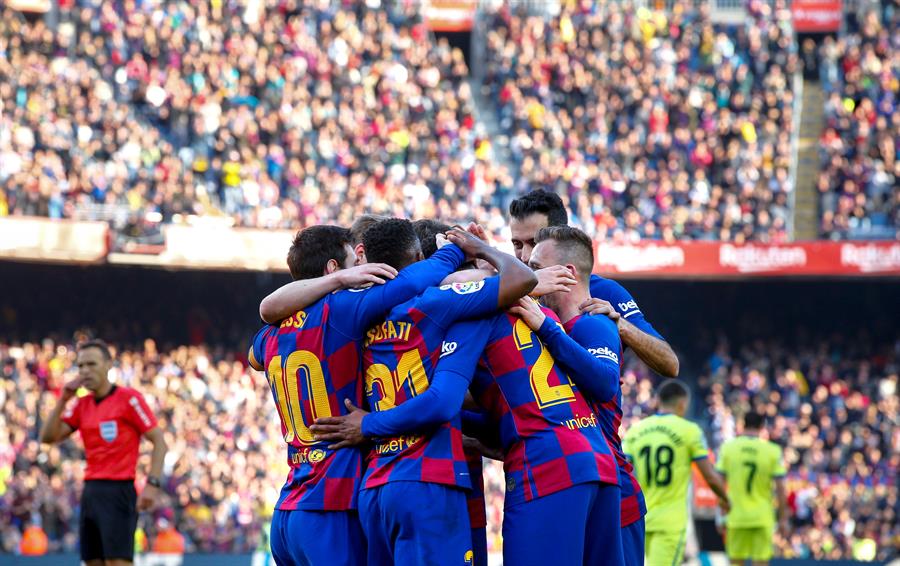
440, 281, 485, 295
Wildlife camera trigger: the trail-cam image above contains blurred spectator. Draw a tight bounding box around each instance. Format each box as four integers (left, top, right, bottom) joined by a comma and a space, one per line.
817, 9, 899, 240
696, 332, 899, 561
482, 0, 798, 242
0, 1, 511, 242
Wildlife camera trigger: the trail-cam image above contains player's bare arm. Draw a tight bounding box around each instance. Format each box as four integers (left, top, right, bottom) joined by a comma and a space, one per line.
446, 228, 538, 307
39, 377, 80, 444
138, 426, 168, 511
581, 297, 680, 377
259, 263, 398, 323
775, 477, 789, 534
695, 457, 730, 512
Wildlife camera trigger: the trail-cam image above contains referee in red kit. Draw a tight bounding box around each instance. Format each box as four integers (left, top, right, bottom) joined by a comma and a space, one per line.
40, 339, 168, 566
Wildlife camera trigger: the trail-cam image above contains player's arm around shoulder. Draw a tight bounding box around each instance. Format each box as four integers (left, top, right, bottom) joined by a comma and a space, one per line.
583, 278, 679, 377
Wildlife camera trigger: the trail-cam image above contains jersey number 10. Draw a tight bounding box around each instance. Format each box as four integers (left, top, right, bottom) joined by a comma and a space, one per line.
266, 352, 332, 445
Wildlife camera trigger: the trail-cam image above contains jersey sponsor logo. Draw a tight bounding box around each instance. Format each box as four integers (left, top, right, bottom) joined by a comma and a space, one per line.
290, 447, 329, 466
129, 397, 153, 427
563, 412, 599, 430
99, 420, 118, 442
588, 346, 620, 363
440, 341, 458, 358
373, 435, 422, 455
440, 280, 485, 295
617, 300, 641, 318
279, 311, 307, 330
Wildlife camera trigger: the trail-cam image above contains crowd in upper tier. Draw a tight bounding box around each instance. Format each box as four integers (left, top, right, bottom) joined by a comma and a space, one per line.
3, 0, 894, 242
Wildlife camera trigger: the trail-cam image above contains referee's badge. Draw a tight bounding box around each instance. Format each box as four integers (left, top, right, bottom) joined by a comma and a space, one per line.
99, 421, 118, 442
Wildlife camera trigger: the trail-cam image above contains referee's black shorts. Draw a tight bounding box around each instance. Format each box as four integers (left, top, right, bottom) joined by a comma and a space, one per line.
80, 480, 138, 562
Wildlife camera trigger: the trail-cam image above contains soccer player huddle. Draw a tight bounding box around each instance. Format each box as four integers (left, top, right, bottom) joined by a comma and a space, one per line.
247, 190, 785, 566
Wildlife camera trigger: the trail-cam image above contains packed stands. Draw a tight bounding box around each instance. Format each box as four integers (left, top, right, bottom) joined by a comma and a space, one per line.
0, 1, 510, 242
0, 339, 284, 553
816, 8, 899, 240
3, 329, 895, 559
698, 331, 898, 561
481, 1, 798, 243
3, 313, 896, 560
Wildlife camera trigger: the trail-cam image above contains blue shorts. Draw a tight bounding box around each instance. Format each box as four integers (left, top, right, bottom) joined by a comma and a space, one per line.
359, 481, 472, 566
623, 517, 646, 566
471, 526, 487, 566
503, 482, 624, 566
269, 508, 365, 566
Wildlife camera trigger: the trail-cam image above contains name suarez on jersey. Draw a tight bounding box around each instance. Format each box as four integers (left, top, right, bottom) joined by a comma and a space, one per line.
365, 320, 413, 347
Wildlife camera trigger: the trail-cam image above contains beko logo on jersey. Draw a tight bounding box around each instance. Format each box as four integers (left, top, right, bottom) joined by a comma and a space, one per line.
440, 281, 485, 295
617, 300, 641, 317
588, 347, 619, 363
440, 341, 458, 358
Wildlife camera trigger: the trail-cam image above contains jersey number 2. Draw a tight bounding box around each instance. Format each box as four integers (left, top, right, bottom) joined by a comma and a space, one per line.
514, 319, 575, 409
267, 352, 332, 445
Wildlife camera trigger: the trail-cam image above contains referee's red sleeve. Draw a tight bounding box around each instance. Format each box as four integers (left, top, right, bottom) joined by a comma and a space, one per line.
125, 390, 158, 434
61, 397, 81, 430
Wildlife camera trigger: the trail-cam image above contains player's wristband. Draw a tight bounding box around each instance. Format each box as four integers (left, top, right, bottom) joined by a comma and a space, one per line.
146, 476, 162, 488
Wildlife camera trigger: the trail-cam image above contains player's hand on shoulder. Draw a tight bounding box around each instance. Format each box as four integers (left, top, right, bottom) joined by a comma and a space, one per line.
336, 263, 398, 289
579, 297, 621, 323
531, 266, 576, 297
310, 399, 369, 450
508, 297, 546, 331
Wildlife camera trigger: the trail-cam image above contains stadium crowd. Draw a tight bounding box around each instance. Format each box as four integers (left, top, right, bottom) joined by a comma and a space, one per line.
481, 0, 798, 243
1, 0, 812, 245
0, 0, 511, 241
815, 7, 899, 240
698, 331, 899, 561
1, 328, 896, 560
0, 338, 284, 554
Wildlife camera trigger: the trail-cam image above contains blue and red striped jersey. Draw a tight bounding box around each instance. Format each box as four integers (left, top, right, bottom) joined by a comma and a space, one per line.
248, 245, 465, 511
361, 277, 501, 489
436, 309, 619, 507
563, 314, 647, 526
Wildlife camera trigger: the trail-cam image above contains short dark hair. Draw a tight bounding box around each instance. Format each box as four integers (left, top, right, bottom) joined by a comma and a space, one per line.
413, 219, 452, 258
657, 379, 689, 405
534, 226, 594, 280
286, 225, 352, 280
744, 411, 765, 430
509, 189, 568, 226
363, 219, 422, 270
350, 214, 391, 246
78, 339, 112, 360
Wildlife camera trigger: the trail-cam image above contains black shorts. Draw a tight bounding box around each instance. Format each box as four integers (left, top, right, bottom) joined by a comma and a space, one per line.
80, 480, 138, 561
